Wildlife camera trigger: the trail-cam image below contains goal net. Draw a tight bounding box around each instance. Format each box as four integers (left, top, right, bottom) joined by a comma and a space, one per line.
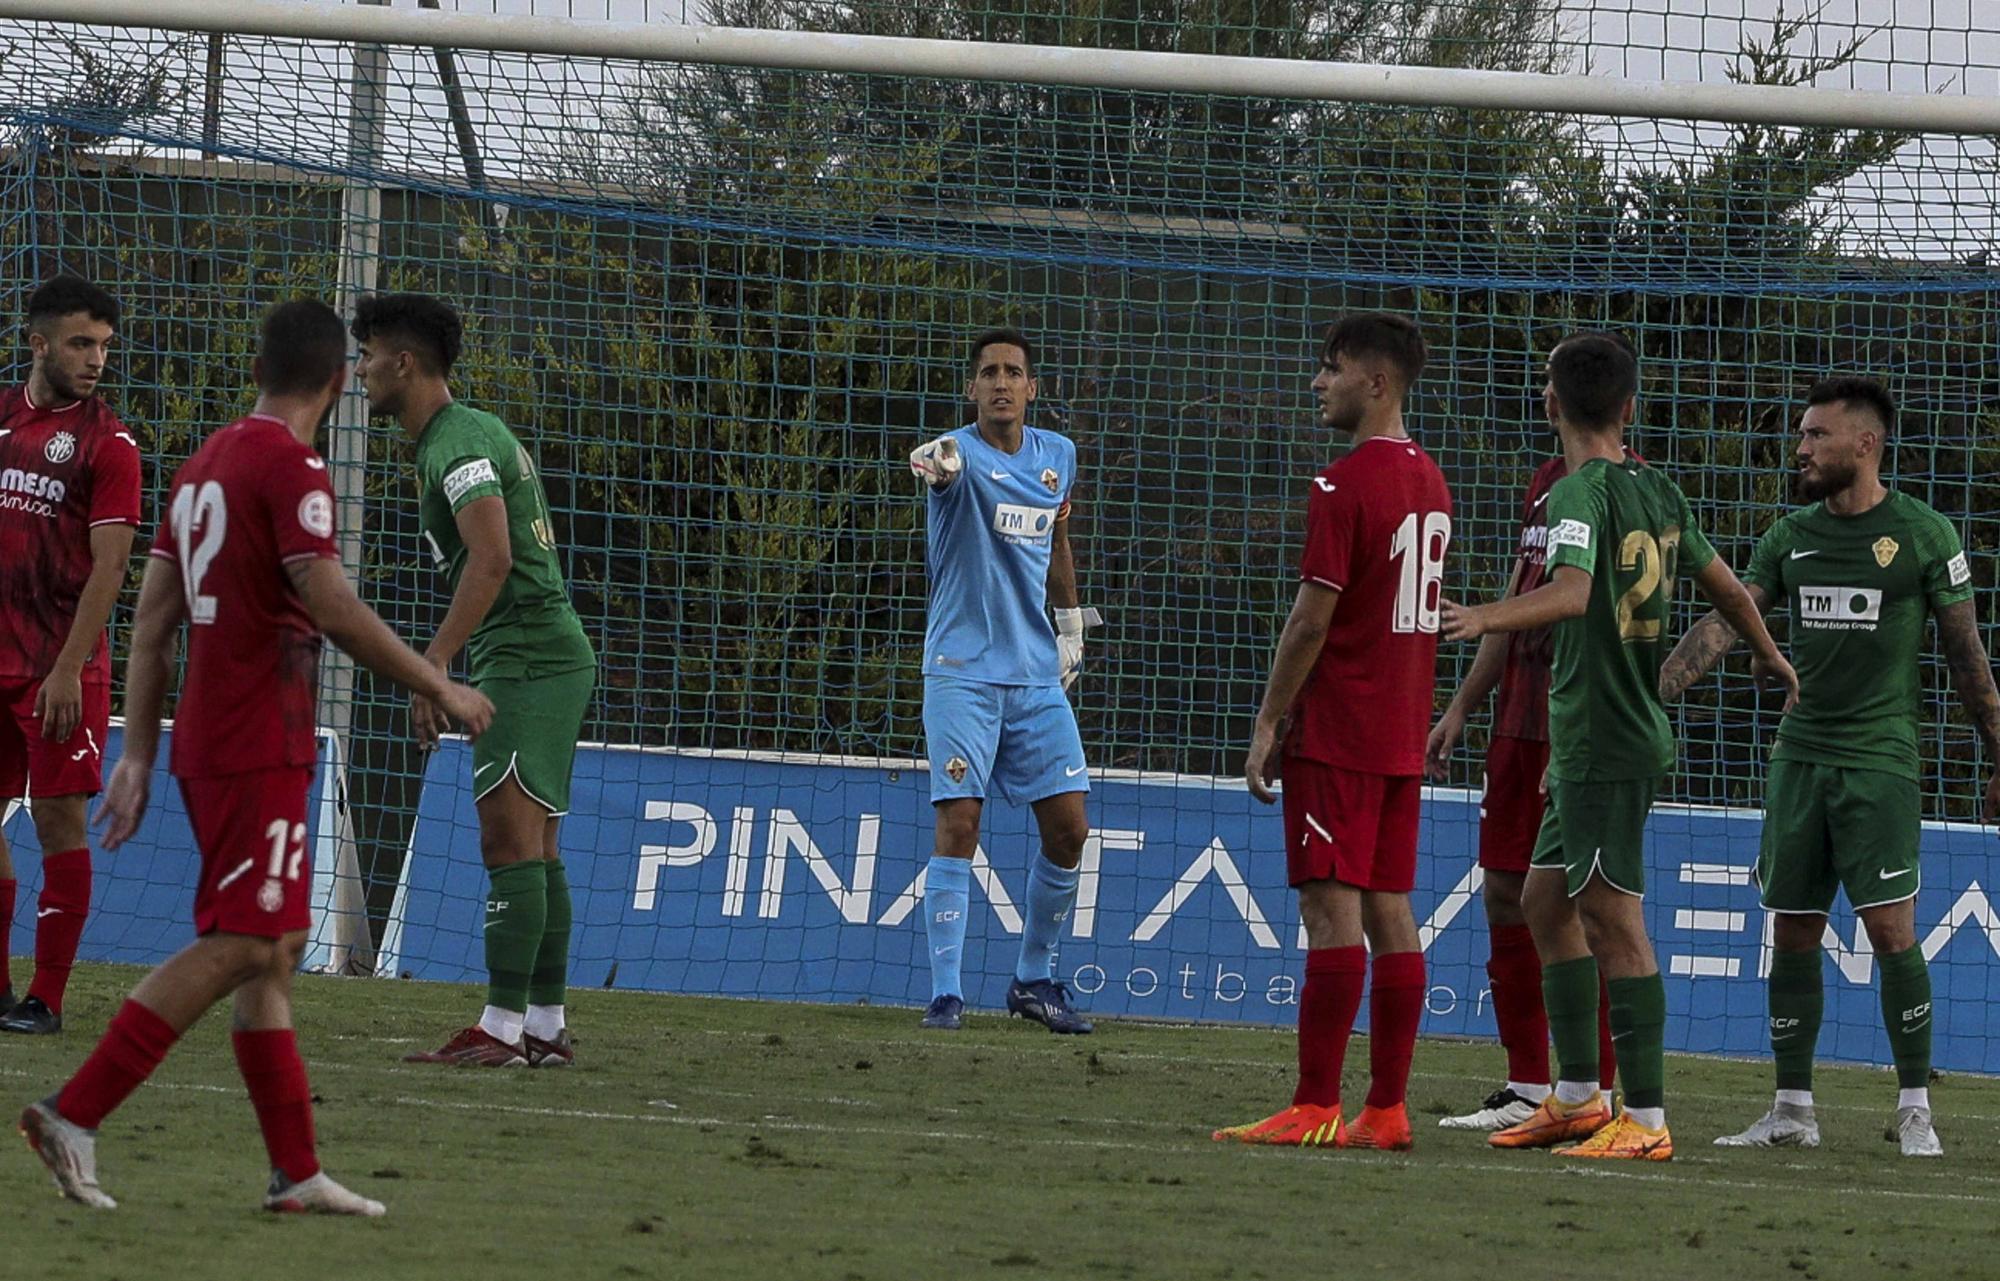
1, 0, 1995, 1068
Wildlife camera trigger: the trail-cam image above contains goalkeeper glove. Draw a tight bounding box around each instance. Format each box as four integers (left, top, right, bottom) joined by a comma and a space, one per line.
1054, 607, 1103, 690
909, 434, 962, 487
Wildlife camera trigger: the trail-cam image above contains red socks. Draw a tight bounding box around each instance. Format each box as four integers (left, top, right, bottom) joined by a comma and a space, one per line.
51, 1004, 321, 1184
1365, 951, 1426, 1110
1293, 946, 1366, 1108
56, 999, 178, 1129
1487, 923, 1549, 1086
0, 877, 15, 991
28, 848, 90, 1013
233, 1029, 321, 1183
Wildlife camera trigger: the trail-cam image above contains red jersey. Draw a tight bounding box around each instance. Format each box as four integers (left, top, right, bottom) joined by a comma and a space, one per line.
1490, 457, 1567, 742
0, 386, 142, 682
1285, 434, 1453, 776
149, 415, 339, 780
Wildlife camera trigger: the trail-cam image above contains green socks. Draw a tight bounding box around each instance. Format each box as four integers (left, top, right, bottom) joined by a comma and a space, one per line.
484, 861, 549, 1013
1878, 944, 1933, 1090
529, 859, 573, 1009
1607, 973, 1668, 1111
1543, 955, 1601, 1088
1768, 949, 1824, 1092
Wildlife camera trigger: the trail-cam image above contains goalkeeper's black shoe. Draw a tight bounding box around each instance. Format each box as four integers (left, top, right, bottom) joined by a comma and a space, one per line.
0, 996, 60, 1035
1006, 979, 1093, 1034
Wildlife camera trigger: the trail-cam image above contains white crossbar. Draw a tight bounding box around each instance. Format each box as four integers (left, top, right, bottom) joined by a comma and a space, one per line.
0, 0, 1995, 134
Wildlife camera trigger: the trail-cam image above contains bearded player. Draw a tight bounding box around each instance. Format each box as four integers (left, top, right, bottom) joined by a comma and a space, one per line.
1426, 448, 1623, 1129
1661, 376, 1999, 1158
0, 276, 141, 1036
907, 327, 1100, 1034
1213, 313, 1449, 1151
352, 294, 596, 1068
19, 299, 493, 1212
1443, 334, 1795, 1161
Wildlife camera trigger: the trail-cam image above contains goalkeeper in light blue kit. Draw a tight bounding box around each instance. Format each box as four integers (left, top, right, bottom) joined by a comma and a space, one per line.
907, 327, 1099, 1034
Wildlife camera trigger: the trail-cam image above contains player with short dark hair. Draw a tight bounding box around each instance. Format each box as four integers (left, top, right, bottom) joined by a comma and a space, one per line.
1427, 447, 1623, 1130
19, 299, 494, 1213
1213, 312, 1450, 1150
353, 293, 598, 1068
905, 329, 1100, 1033
349, 291, 463, 375
1662, 375, 1997, 1158
0, 275, 141, 1035
1442, 334, 1795, 1161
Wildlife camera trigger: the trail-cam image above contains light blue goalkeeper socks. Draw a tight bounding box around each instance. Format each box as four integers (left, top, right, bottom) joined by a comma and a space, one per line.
1016, 854, 1079, 983
924, 855, 971, 1001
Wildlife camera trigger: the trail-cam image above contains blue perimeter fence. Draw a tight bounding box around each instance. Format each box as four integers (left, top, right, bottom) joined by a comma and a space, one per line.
6, 726, 1999, 1075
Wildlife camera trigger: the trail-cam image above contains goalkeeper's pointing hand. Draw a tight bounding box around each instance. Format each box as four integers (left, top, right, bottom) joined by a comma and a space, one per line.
909, 435, 962, 488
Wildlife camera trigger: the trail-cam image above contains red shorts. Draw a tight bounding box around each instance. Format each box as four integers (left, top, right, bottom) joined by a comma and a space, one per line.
1478, 734, 1550, 874
0, 677, 111, 800
1281, 757, 1420, 892
178, 767, 314, 938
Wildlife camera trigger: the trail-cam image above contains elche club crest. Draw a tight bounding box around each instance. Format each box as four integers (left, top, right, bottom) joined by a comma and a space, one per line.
298, 491, 334, 539
44, 431, 75, 465
1873, 536, 1900, 568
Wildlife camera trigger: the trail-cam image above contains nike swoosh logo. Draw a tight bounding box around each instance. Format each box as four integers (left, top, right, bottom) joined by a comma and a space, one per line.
933, 946, 958, 957
1610, 1030, 1633, 1041
1065, 764, 1086, 777
989, 469, 1008, 480
36, 908, 59, 919
1880, 867, 1914, 880
1532, 492, 1551, 509
1790, 549, 1820, 560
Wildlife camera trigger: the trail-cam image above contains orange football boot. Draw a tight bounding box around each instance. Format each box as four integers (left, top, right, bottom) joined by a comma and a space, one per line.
1336, 1103, 1413, 1151
1488, 1093, 1612, 1149
1211, 1103, 1343, 1146
1556, 1113, 1673, 1161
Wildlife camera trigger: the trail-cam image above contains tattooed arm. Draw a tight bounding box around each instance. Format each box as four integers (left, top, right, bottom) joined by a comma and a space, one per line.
1659, 584, 1772, 702
1936, 597, 2000, 821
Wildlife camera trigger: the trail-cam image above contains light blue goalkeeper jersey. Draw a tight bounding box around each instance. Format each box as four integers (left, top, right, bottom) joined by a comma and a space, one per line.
922, 422, 1076, 688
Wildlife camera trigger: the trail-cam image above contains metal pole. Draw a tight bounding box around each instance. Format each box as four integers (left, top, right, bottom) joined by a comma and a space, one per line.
200, 32, 224, 148
315, 0, 389, 973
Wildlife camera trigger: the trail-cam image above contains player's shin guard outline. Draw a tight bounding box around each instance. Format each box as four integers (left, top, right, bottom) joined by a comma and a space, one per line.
924, 855, 971, 1001
1014, 854, 1078, 983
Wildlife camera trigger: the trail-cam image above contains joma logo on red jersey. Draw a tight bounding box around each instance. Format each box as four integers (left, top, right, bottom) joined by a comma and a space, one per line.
0, 468, 67, 503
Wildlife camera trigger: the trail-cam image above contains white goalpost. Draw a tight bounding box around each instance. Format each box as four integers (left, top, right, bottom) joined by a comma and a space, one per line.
0, 0, 1994, 132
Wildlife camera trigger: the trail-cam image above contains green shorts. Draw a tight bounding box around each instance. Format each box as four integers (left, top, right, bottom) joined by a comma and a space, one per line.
471, 664, 595, 816
1529, 775, 1658, 898
1758, 758, 1920, 914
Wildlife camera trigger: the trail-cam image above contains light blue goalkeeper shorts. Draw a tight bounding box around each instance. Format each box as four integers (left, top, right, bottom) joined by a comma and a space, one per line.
922, 676, 1088, 806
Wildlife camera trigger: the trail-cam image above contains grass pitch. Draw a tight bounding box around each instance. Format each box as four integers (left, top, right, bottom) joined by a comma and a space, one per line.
3, 965, 1999, 1281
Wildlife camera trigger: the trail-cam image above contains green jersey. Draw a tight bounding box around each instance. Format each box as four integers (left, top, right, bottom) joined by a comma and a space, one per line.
414, 403, 593, 679
1744, 491, 1971, 781
1543, 455, 1718, 781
